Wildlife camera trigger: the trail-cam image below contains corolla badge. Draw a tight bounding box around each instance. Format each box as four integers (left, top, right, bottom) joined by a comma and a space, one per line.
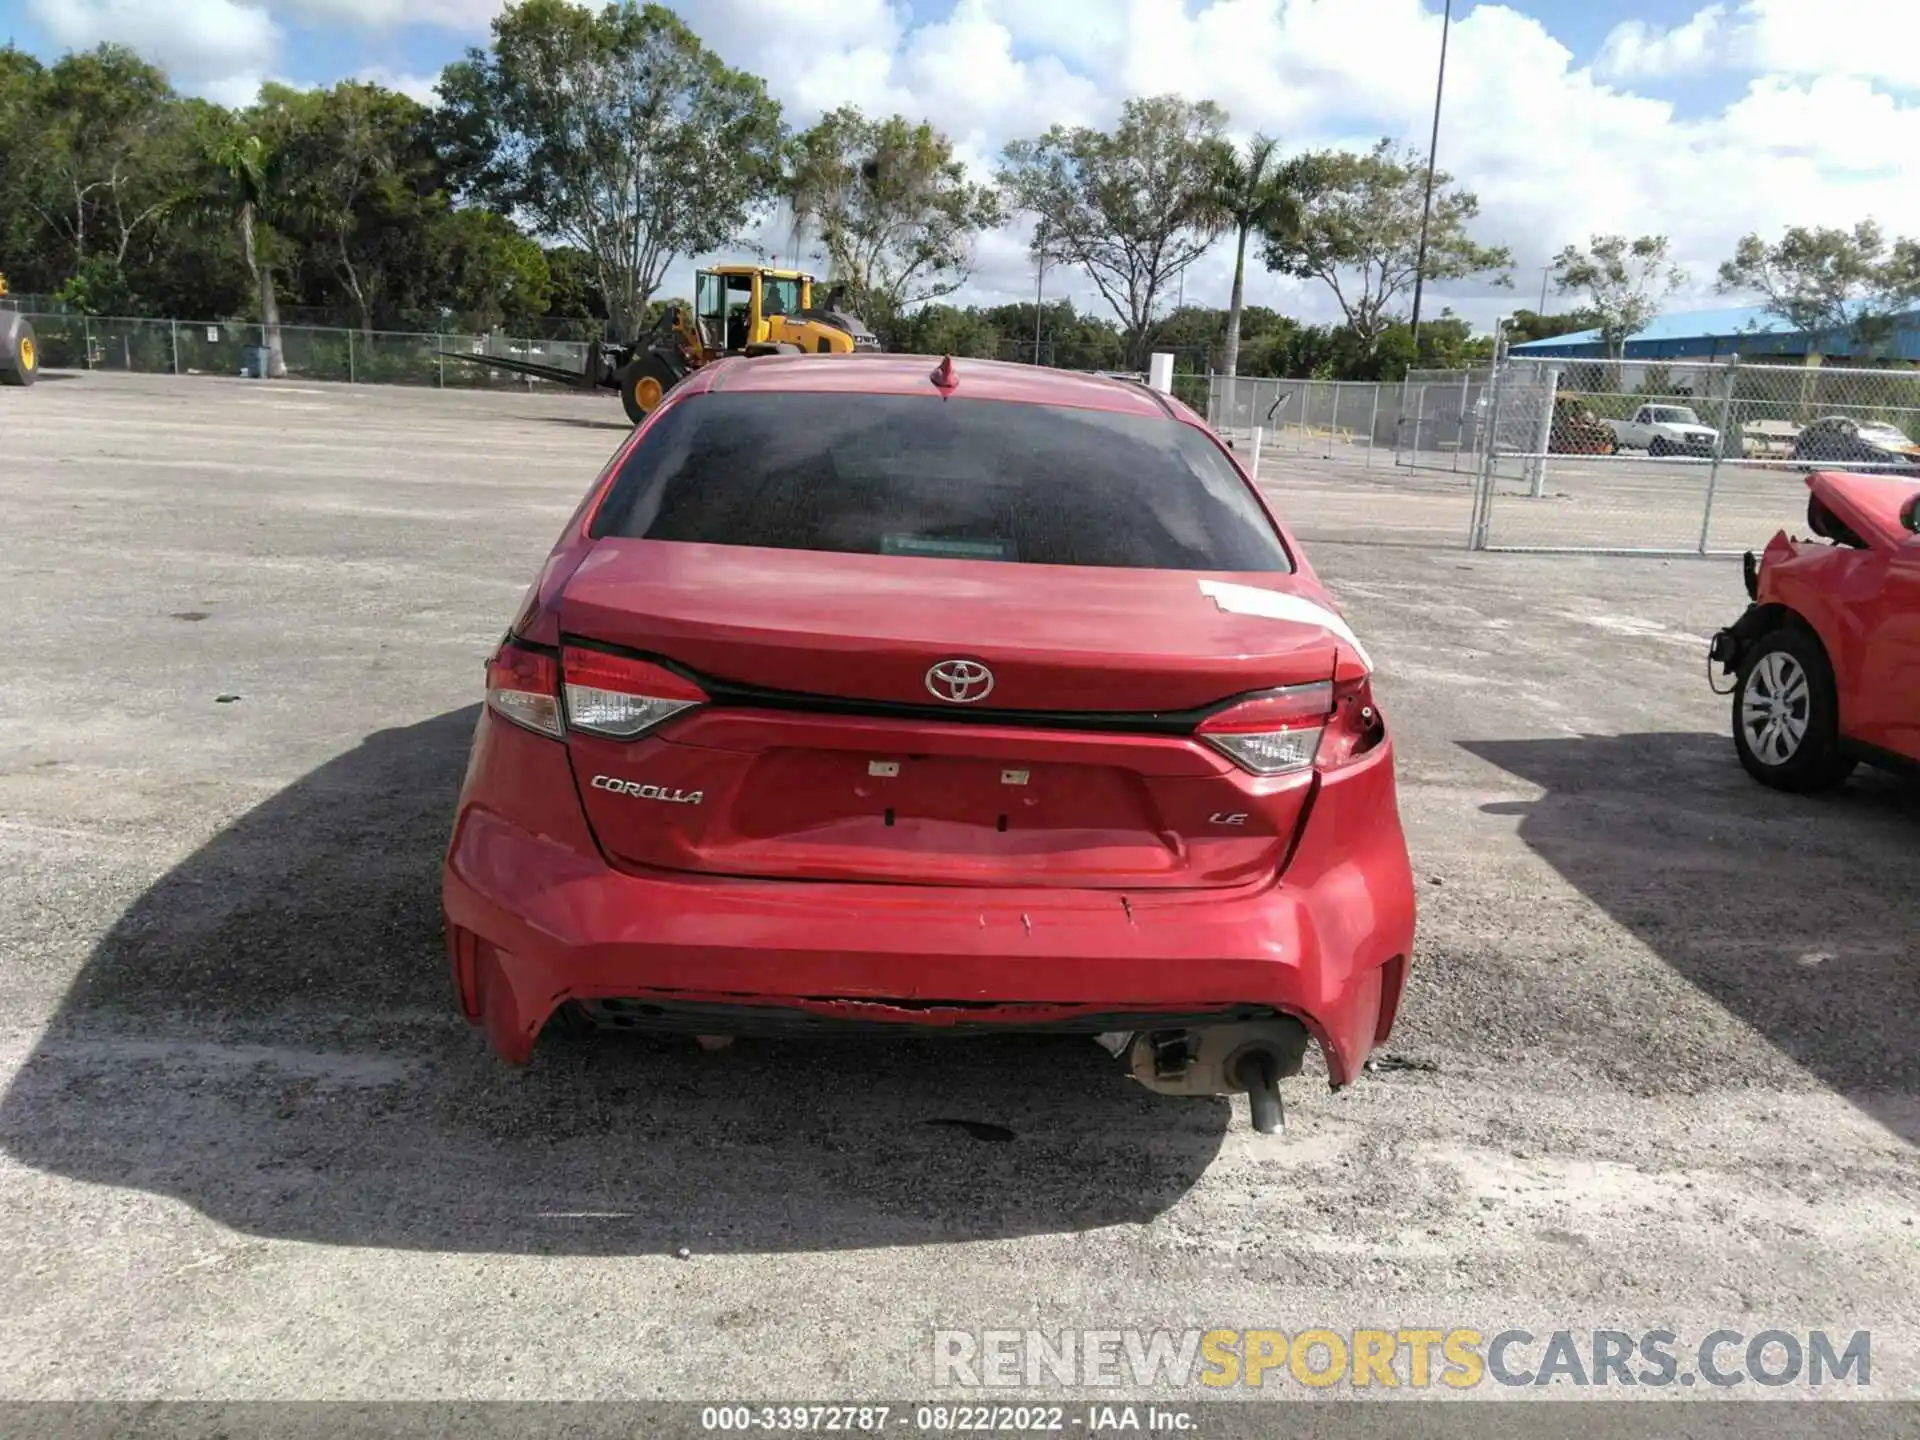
925, 658, 995, 704
591, 775, 703, 805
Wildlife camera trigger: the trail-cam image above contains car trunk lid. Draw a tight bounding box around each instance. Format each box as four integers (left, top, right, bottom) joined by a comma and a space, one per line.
558, 542, 1356, 888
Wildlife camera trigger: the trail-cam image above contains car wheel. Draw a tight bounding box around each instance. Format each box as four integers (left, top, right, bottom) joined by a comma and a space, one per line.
1731, 629, 1855, 792
1649, 436, 1670, 457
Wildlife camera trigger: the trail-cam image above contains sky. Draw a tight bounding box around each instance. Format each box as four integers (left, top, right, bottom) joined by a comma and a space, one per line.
6, 0, 1920, 333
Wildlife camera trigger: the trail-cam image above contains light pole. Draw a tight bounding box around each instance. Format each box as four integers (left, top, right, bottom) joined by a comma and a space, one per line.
1032, 222, 1048, 365
1408, 0, 1453, 350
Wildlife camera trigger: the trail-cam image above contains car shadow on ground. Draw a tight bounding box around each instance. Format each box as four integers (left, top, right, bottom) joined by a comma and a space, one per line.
0, 706, 1227, 1255
1463, 730, 1920, 1146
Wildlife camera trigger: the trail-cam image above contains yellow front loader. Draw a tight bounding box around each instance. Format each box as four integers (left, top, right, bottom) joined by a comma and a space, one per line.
441, 264, 880, 424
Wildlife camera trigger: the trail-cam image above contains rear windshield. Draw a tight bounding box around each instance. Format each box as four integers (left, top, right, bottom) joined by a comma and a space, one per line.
590, 392, 1292, 572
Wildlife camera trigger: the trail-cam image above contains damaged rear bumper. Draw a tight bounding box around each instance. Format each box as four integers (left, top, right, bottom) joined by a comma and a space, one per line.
440, 712, 1416, 1088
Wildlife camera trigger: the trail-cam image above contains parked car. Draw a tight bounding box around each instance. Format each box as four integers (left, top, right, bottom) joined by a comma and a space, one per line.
1709, 470, 1920, 790
1605, 403, 1719, 456
1548, 395, 1618, 455
1791, 416, 1920, 472
441, 354, 1417, 1132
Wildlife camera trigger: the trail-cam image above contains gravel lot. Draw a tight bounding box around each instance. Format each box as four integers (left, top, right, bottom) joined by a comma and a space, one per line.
1, 373, 1916, 1422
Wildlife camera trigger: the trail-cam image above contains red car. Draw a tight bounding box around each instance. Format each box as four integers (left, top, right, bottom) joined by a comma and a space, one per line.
442, 354, 1416, 1131
1711, 470, 1920, 790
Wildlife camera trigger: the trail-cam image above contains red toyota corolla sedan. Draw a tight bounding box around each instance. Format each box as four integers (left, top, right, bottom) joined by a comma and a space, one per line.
441, 354, 1416, 1131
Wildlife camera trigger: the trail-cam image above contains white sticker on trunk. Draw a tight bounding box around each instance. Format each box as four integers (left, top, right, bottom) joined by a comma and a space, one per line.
1197, 580, 1373, 672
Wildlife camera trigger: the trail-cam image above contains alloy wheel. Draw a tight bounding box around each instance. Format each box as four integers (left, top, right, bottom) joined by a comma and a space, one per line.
1741, 650, 1810, 765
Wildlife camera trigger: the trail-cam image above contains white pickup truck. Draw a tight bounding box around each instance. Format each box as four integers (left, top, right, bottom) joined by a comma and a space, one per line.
1605, 404, 1720, 456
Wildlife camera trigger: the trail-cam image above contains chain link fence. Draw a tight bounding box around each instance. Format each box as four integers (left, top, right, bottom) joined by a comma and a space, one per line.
1208, 358, 1920, 553
11, 312, 591, 390
1206, 376, 1393, 466
1468, 356, 1920, 553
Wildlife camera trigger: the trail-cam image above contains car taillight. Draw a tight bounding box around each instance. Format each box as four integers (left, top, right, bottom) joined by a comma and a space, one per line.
486, 640, 563, 739
561, 646, 707, 738
1198, 677, 1383, 776
1198, 681, 1333, 775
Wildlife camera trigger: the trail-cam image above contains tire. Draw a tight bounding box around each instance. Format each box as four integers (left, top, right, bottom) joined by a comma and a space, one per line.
618, 350, 680, 424
1649, 436, 1670, 457
1731, 628, 1856, 792
1, 314, 38, 387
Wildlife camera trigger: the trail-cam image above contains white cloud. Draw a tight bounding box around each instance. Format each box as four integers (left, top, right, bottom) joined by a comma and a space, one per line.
27, 0, 282, 90
1598, 0, 1920, 87
1595, 4, 1729, 81
352, 65, 444, 106
276, 0, 501, 25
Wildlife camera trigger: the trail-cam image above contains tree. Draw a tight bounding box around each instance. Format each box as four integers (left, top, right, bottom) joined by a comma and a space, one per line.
786, 107, 1001, 331
1504, 306, 1603, 346
1262, 138, 1511, 351
543, 244, 609, 322
190, 120, 289, 375
889, 302, 1001, 359
999, 95, 1227, 369
1716, 221, 1913, 357
437, 0, 785, 337
976, 298, 1125, 370
273, 81, 441, 333
1551, 233, 1686, 360
1202, 133, 1300, 376
10, 46, 185, 296
432, 207, 551, 329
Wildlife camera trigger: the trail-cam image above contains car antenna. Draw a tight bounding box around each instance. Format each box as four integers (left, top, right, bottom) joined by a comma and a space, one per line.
930, 354, 958, 395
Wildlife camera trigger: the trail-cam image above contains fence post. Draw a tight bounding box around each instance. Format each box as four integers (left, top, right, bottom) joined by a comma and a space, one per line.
1251, 426, 1264, 481
1527, 363, 1560, 499
170, 320, 180, 376
1697, 353, 1740, 555
82, 315, 92, 370
1411, 383, 1426, 468
436, 337, 445, 389
1455, 371, 1471, 472
1470, 361, 1507, 549
1365, 383, 1380, 469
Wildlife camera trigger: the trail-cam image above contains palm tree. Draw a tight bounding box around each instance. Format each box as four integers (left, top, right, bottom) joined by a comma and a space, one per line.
202, 129, 286, 377
1207, 134, 1301, 377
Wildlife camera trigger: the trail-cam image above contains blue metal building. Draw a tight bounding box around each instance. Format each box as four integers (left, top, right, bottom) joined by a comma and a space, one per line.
1509, 305, 1920, 363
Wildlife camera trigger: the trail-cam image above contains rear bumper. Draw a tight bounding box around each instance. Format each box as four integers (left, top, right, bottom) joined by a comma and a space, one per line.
441, 713, 1417, 1087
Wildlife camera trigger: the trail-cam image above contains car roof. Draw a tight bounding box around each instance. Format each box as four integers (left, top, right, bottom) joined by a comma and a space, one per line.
686, 353, 1178, 419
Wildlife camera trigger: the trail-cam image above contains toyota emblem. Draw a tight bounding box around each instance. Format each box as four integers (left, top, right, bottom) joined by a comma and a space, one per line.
925, 658, 995, 704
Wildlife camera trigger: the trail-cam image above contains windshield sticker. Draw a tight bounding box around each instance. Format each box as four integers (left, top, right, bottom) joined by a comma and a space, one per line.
880, 535, 1016, 561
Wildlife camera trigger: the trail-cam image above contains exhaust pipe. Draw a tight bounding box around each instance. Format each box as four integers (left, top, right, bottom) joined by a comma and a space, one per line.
1231, 1048, 1285, 1133
1124, 1018, 1309, 1132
